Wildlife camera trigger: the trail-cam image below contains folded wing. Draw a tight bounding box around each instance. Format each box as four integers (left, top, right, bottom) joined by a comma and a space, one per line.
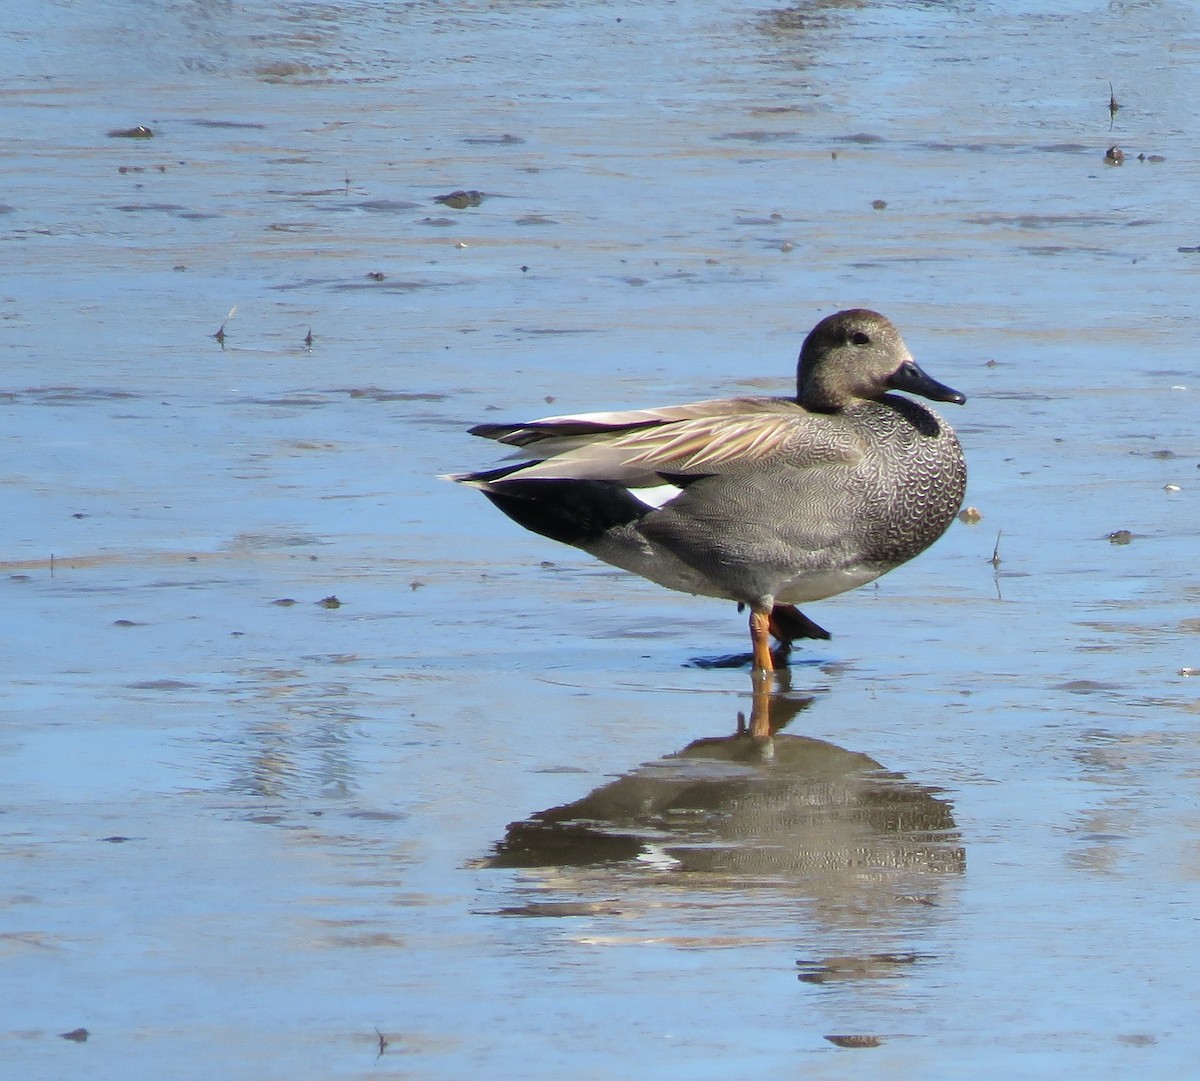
459, 397, 865, 489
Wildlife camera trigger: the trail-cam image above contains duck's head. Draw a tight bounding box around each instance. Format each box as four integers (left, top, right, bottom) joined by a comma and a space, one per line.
796, 308, 966, 412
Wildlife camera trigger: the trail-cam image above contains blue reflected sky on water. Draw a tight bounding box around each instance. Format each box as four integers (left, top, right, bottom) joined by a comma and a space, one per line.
2, 2, 1200, 1079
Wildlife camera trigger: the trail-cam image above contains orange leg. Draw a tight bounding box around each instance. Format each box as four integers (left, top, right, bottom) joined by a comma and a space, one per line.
749, 607, 775, 675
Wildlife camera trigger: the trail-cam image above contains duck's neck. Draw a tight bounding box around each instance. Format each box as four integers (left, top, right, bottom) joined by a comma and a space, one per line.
795, 376, 846, 414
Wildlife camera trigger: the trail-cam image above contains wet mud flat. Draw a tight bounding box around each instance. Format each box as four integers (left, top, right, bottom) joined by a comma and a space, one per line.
4, 2, 1200, 1080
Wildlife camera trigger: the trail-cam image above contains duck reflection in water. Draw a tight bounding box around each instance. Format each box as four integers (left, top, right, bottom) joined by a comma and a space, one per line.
486, 679, 964, 894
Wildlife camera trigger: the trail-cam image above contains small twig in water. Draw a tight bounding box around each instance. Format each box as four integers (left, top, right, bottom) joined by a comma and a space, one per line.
374, 1028, 388, 1059
989, 530, 1003, 569
1109, 82, 1119, 130
212, 305, 237, 349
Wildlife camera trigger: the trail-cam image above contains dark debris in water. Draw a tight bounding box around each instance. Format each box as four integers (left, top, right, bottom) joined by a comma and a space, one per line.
1034, 142, 1091, 154
1054, 679, 1123, 694
513, 326, 603, 336
1108, 529, 1133, 545
714, 130, 800, 143
107, 125, 153, 139
317, 595, 342, 609
435, 189, 486, 209
461, 133, 523, 146
825, 1034, 883, 1049
343, 386, 446, 402
496, 900, 623, 918
797, 952, 925, 985
346, 809, 407, 822
188, 119, 266, 130
321, 276, 438, 293
115, 203, 211, 219
356, 199, 423, 213
919, 141, 990, 153
24, 386, 140, 404
968, 212, 1125, 230
255, 61, 318, 82
59, 1028, 89, 1042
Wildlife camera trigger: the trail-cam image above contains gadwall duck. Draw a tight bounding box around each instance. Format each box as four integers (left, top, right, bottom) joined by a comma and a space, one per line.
452, 309, 966, 673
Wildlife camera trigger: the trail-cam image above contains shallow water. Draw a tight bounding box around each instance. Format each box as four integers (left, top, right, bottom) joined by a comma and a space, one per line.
3, 1, 1200, 1078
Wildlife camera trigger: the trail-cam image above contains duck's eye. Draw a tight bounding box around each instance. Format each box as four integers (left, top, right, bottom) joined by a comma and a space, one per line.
850, 331, 871, 346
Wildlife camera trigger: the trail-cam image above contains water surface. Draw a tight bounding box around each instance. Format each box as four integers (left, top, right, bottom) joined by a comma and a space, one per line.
3, 2, 1200, 1079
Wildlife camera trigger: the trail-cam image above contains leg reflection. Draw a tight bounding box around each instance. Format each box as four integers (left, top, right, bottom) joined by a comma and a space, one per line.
742, 667, 793, 740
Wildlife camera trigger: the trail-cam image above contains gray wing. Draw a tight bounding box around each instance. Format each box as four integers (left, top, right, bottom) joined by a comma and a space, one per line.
468, 398, 866, 488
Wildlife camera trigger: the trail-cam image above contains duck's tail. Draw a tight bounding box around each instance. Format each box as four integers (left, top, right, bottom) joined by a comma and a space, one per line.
451, 465, 653, 547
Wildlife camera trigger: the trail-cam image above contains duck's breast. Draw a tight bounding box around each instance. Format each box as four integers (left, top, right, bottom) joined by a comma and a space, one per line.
844, 395, 966, 566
